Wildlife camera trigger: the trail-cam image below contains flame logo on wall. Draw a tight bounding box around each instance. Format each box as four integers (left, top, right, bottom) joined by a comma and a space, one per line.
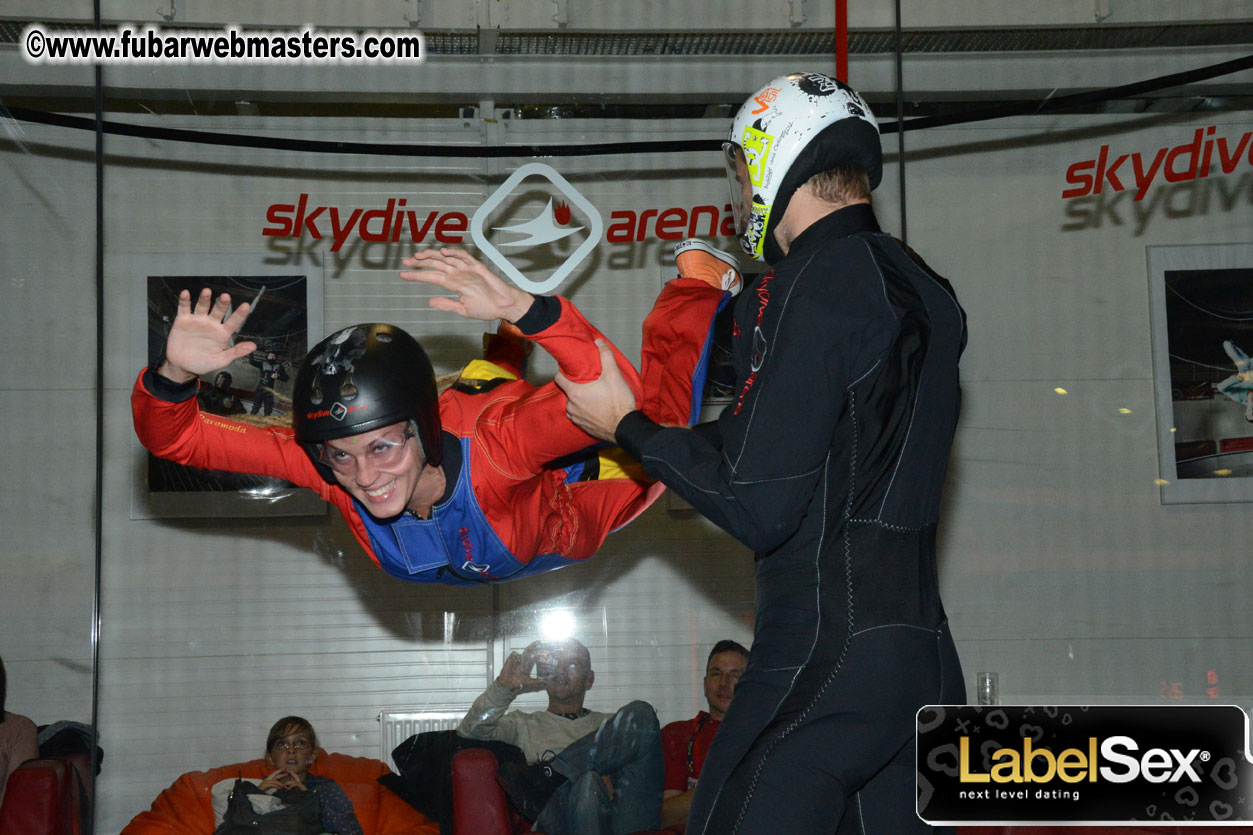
470, 162, 604, 295
494, 198, 582, 248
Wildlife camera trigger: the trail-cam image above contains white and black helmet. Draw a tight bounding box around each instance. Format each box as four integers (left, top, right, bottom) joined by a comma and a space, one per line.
724, 72, 881, 263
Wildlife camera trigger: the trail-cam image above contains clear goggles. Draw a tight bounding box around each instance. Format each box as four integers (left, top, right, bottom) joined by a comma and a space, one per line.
317, 422, 416, 477
722, 141, 750, 238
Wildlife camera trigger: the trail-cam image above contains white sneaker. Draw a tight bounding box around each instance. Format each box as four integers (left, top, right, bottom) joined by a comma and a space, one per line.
674, 239, 743, 296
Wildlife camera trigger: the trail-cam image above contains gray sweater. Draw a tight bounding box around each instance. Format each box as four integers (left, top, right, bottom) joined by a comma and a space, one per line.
456, 681, 611, 764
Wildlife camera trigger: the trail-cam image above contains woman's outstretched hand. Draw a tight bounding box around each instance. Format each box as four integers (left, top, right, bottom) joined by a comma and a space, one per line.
400, 248, 534, 323
158, 289, 257, 384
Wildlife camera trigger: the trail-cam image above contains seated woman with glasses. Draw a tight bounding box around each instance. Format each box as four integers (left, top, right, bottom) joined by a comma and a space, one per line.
132, 247, 733, 585
212, 716, 362, 835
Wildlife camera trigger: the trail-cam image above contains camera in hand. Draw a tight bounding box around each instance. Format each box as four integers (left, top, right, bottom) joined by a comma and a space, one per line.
534, 644, 559, 679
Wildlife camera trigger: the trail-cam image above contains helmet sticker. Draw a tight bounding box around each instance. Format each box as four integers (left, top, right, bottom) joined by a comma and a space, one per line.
307, 326, 367, 406
746, 202, 770, 260
741, 126, 774, 189
751, 86, 781, 115
313, 327, 366, 375
797, 73, 841, 97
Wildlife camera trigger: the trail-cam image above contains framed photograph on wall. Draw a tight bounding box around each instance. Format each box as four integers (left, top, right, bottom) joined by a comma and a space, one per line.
1148, 243, 1253, 504
130, 254, 327, 518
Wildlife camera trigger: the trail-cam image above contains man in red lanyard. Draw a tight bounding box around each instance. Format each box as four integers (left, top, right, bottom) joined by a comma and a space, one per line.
659, 640, 749, 831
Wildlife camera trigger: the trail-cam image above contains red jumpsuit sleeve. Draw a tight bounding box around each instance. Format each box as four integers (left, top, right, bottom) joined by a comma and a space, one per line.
470, 296, 646, 477
529, 296, 644, 389
131, 370, 334, 499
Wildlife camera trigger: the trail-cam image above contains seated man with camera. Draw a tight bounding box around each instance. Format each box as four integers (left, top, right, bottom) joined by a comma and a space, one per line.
456, 638, 663, 835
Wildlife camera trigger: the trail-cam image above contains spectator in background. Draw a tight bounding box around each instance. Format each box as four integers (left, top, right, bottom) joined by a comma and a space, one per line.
659, 640, 749, 831
457, 638, 663, 835
0, 654, 39, 807
212, 715, 362, 835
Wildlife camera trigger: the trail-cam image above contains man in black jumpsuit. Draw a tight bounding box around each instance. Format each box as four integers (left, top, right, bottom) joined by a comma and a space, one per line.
249, 350, 290, 416
558, 72, 966, 833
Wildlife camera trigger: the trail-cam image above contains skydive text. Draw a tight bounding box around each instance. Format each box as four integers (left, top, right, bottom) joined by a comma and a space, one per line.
1062, 125, 1253, 201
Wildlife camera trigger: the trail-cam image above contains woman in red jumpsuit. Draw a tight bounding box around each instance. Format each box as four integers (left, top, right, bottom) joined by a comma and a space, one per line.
132, 248, 735, 585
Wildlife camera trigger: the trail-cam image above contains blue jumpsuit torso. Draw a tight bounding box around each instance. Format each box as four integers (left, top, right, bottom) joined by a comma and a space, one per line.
355, 437, 581, 586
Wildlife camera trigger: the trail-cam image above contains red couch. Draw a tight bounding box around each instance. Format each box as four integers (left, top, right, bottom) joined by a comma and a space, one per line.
451, 748, 523, 834
122, 750, 438, 835
445, 752, 1253, 835
0, 753, 89, 835
450, 747, 677, 835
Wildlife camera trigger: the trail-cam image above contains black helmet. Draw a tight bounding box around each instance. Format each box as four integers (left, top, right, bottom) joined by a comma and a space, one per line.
293, 323, 442, 470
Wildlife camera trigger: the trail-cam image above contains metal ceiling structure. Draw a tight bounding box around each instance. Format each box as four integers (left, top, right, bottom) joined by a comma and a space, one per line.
1, 3, 1250, 116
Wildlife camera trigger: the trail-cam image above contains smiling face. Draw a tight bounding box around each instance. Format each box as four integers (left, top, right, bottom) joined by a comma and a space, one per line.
323, 421, 427, 518
543, 642, 594, 708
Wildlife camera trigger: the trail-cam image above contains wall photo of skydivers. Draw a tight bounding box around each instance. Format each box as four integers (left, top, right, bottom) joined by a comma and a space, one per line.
142, 273, 309, 496
1162, 266, 1253, 479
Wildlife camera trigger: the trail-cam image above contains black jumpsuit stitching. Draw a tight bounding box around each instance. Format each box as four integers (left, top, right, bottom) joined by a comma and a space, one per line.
851, 622, 939, 638
730, 394, 860, 833
847, 356, 882, 388
641, 457, 825, 493
730, 455, 832, 832
847, 517, 924, 532
869, 246, 926, 525
726, 467, 825, 486
728, 249, 818, 474
878, 250, 966, 527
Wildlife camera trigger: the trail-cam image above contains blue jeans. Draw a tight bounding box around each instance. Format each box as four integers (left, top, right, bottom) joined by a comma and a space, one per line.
536, 700, 663, 835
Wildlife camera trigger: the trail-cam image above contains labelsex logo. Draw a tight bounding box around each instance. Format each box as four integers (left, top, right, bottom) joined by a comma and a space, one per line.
469, 162, 604, 295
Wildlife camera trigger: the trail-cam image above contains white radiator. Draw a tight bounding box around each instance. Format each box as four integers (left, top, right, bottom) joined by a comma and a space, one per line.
378, 710, 465, 771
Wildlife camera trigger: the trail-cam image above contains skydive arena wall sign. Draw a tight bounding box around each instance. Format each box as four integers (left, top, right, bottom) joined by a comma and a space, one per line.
918, 705, 1253, 824
470, 162, 603, 295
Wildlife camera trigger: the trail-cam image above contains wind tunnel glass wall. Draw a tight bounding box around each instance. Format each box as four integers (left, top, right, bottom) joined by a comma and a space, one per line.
0, 59, 99, 816
92, 103, 1253, 832
94, 113, 757, 829
3, 5, 1253, 832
